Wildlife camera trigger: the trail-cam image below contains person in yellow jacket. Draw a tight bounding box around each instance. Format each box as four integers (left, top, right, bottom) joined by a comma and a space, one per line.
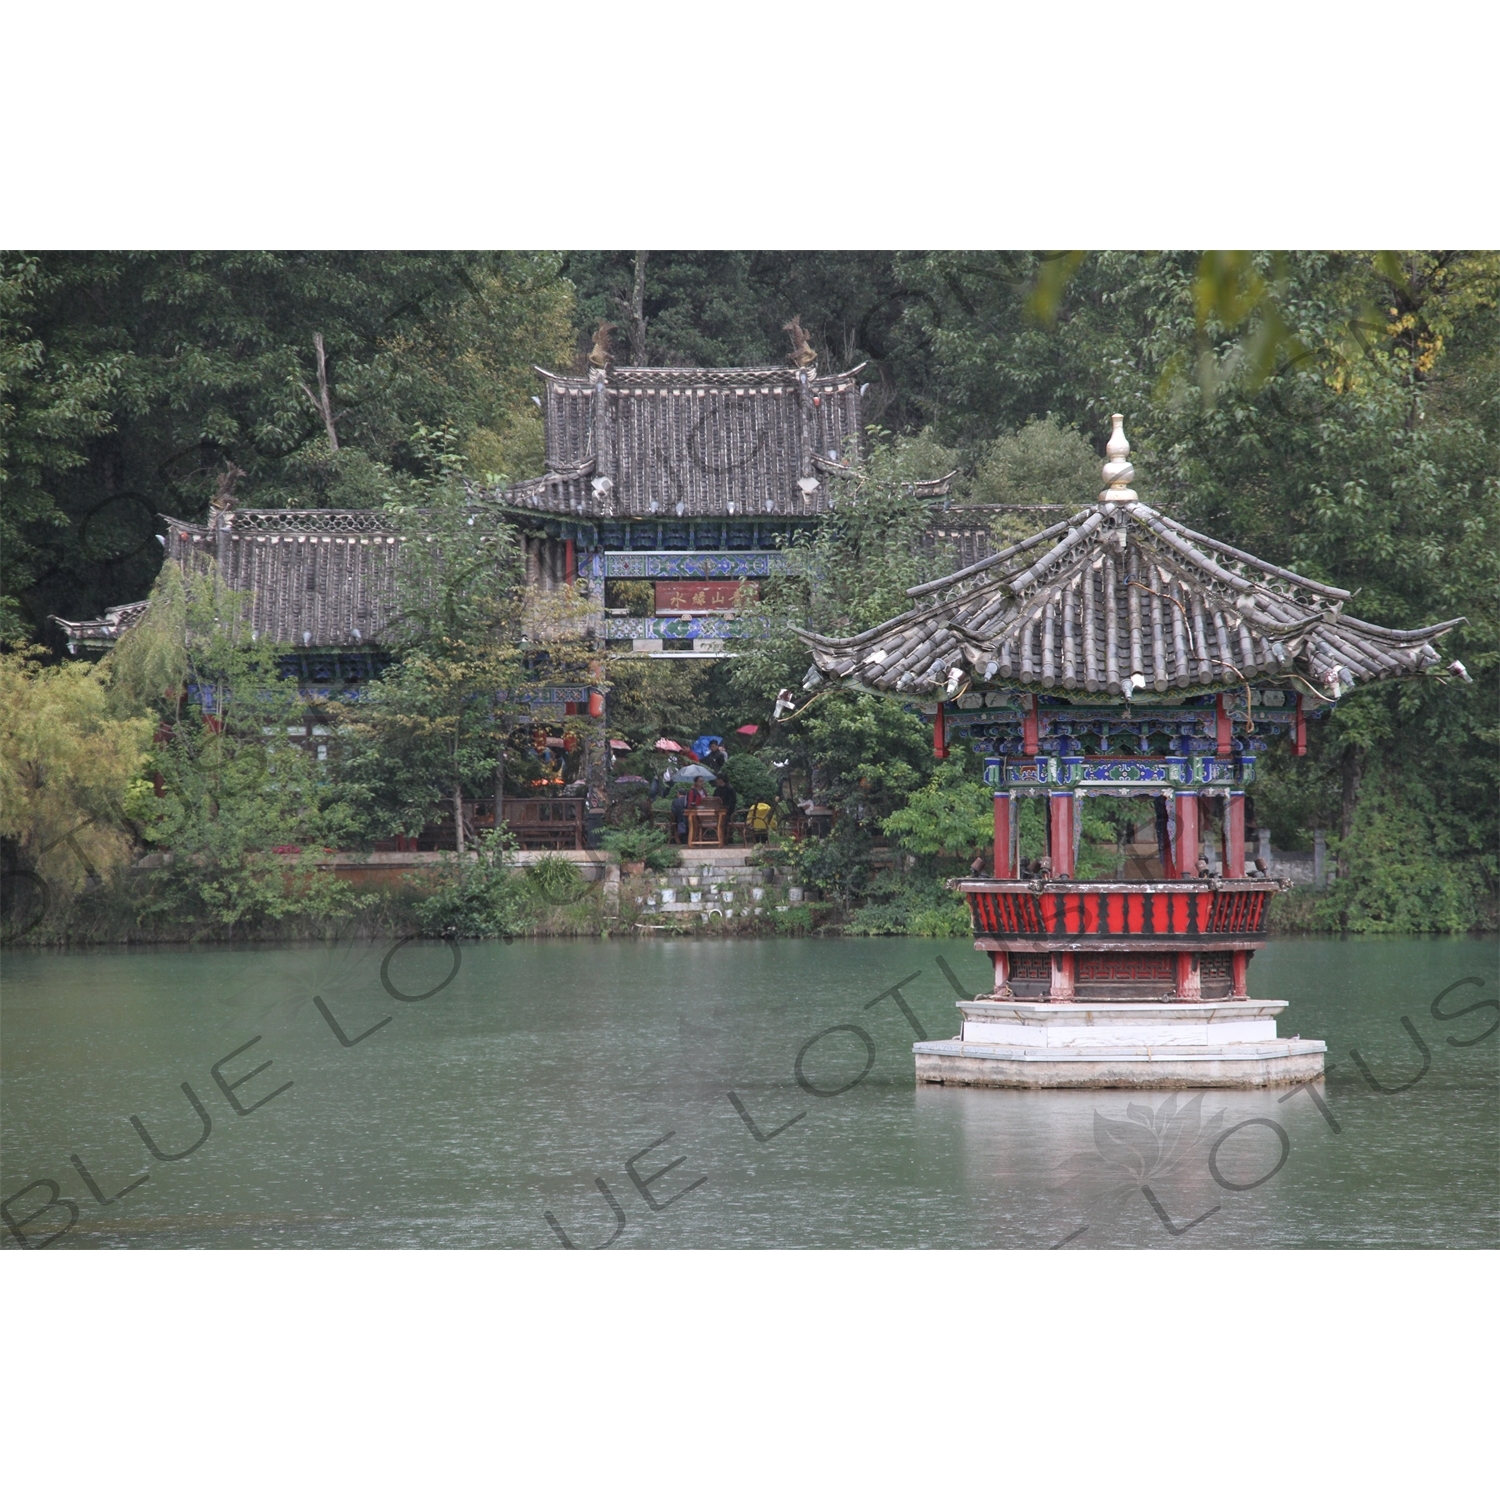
745, 800, 775, 843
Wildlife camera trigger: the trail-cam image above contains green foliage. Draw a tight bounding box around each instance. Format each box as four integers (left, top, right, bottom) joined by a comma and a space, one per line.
728, 429, 962, 707
765, 902, 815, 935
335, 643, 519, 848
600, 825, 679, 868
0, 646, 153, 904
524, 853, 592, 907
563, 251, 933, 431
414, 828, 529, 938
123, 565, 370, 934
970, 415, 1101, 508
332, 488, 539, 849
722, 753, 777, 807
968, 415, 1102, 548
841, 870, 972, 937
782, 821, 876, 906
0, 258, 122, 643
601, 657, 724, 749
1320, 765, 1490, 933
883, 758, 991, 857
107, 562, 189, 712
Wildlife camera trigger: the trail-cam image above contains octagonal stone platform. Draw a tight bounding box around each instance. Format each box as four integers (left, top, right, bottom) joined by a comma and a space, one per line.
913, 998, 1326, 1090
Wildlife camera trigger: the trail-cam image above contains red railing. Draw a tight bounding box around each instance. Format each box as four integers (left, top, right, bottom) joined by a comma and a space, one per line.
959, 880, 1273, 938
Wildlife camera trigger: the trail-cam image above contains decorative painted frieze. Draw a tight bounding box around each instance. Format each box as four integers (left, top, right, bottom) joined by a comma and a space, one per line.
984, 754, 1257, 790
604, 550, 801, 579
603, 616, 766, 641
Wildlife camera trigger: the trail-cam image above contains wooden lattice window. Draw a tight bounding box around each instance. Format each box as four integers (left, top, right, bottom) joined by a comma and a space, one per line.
1009, 954, 1051, 981
1076, 952, 1174, 983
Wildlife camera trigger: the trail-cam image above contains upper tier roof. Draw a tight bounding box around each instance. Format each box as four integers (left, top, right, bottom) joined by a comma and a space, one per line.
800, 416, 1466, 706
480, 362, 868, 520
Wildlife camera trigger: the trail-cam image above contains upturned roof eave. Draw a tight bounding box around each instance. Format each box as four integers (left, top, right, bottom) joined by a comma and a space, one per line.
801, 413, 1467, 701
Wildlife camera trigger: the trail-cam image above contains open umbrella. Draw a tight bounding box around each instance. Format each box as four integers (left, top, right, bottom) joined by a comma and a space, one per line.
609, 738, 632, 751
671, 762, 717, 781
614, 775, 650, 785
654, 738, 685, 752
735, 723, 759, 735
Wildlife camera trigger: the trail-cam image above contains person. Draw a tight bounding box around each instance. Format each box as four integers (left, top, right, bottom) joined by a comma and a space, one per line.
716, 775, 737, 820
705, 741, 727, 774
745, 800, 774, 843
670, 790, 688, 843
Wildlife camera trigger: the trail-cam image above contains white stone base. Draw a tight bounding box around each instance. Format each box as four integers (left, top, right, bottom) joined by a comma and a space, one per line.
914, 998, 1325, 1090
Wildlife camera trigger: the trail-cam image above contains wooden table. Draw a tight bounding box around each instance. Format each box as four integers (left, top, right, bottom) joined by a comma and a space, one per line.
687, 807, 726, 847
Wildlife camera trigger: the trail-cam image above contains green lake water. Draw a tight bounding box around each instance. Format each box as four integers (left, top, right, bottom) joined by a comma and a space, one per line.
2, 935, 1496, 1249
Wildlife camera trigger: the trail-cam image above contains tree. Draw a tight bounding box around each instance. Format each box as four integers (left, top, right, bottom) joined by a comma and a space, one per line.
1, 251, 575, 647
729, 428, 962, 711
114, 563, 367, 934
334, 472, 603, 852
562, 250, 935, 429
0, 647, 152, 905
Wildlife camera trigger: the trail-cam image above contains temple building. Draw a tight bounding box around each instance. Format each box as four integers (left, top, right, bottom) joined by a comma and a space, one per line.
50, 339, 965, 844
801, 415, 1467, 1087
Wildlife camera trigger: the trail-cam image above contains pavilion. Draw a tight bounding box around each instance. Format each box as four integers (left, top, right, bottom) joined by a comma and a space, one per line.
800, 415, 1466, 1087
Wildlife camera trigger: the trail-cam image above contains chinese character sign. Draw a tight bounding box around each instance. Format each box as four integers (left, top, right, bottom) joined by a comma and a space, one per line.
655, 581, 755, 613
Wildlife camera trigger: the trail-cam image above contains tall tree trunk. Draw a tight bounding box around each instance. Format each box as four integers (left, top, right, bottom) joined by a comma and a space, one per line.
1338, 744, 1364, 879
628, 252, 648, 364
453, 782, 465, 855
300, 332, 340, 451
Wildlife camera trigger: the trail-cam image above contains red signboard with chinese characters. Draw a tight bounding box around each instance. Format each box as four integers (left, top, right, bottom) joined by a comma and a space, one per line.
655, 581, 756, 614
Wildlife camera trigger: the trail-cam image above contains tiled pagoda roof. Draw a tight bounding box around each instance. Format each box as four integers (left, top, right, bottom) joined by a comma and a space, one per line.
479, 362, 870, 520
53, 509, 405, 652
49, 357, 967, 653
799, 416, 1466, 706
50, 598, 150, 649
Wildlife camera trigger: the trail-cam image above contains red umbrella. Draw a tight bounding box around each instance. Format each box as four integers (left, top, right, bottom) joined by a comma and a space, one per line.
609, 739, 632, 750
654, 738, 685, 752
735, 723, 759, 734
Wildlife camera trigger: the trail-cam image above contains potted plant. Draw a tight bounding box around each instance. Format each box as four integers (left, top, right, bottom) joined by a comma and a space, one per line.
601, 826, 679, 875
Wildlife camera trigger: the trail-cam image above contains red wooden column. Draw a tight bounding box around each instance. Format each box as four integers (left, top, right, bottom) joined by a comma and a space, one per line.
1215, 693, 1232, 757
1174, 790, 1199, 877
1023, 695, 1039, 755
1225, 790, 1246, 877
1049, 793, 1075, 877
1231, 951, 1249, 997
1050, 952, 1076, 1000
993, 793, 1012, 878
933, 702, 948, 760
1176, 951, 1202, 999
992, 951, 1010, 995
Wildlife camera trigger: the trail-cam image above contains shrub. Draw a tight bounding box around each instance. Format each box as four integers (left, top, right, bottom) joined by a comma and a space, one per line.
525, 853, 593, 907
723, 754, 778, 806
414, 829, 529, 938
841, 869, 973, 937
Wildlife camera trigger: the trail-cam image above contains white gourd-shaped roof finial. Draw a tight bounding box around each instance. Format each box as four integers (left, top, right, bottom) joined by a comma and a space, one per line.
1100, 414, 1137, 504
